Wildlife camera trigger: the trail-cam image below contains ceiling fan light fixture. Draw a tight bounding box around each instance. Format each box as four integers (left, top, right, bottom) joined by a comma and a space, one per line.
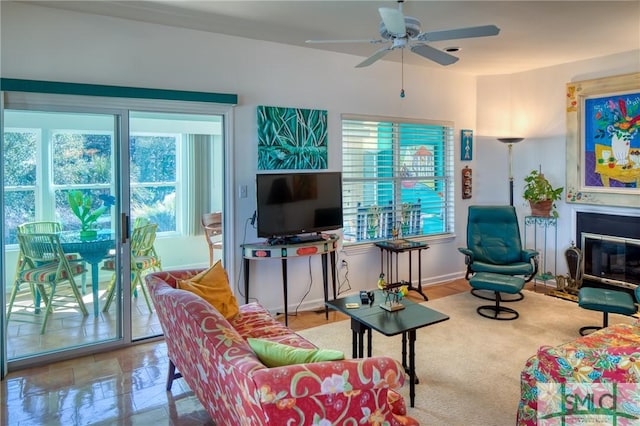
379, 16, 421, 39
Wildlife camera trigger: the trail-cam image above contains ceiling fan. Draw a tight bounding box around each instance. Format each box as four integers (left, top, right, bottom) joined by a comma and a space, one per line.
306, 0, 500, 68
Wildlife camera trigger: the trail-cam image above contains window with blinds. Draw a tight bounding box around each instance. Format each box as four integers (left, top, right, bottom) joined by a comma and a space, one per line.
341, 115, 454, 244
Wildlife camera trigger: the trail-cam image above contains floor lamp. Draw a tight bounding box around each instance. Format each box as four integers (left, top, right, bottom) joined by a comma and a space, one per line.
497, 137, 524, 206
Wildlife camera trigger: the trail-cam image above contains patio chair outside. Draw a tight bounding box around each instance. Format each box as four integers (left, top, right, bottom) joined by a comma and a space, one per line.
7, 221, 67, 323
202, 212, 223, 265
355, 200, 421, 241
9, 232, 88, 334
102, 223, 161, 312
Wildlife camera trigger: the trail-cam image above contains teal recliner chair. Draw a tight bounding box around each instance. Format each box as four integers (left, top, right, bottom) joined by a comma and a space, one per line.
459, 206, 539, 300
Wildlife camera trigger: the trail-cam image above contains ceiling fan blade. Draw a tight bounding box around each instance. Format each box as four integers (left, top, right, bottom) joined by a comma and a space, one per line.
378, 7, 406, 37
356, 46, 393, 68
410, 44, 459, 66
415, 25, 500, 42
306, 39, 385, 44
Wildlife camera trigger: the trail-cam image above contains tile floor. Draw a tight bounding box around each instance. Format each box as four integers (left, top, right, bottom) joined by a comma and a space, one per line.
6, 283, 163, 360
4, 279, 533, 425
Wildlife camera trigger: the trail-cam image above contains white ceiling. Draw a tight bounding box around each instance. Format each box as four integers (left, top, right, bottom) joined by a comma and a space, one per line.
25, 0, 640, 75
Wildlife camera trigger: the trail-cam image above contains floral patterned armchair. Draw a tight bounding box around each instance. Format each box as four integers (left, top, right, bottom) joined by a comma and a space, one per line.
517, 322, 640, 425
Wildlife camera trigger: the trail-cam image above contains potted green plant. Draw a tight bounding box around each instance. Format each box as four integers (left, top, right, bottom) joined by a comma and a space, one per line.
523, 169, 563, 218
67, 190, 115, 240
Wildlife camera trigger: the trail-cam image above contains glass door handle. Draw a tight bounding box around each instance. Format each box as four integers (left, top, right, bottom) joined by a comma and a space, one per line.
121, 213, 130, 242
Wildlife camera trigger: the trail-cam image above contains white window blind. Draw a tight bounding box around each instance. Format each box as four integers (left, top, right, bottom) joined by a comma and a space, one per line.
341, 115, 454, 244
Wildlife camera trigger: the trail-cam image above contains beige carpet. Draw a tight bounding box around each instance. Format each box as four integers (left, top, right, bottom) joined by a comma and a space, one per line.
298, 290, 636, 426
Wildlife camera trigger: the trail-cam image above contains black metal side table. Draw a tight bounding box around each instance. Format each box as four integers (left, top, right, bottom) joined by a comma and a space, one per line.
375, 239, 429, 301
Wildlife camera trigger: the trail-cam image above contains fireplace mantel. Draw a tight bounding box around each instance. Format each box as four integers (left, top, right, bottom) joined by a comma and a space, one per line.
576, 212, 640, 245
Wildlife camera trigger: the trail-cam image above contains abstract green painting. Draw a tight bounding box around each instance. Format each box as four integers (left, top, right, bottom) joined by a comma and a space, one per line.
257, 106, 327, 170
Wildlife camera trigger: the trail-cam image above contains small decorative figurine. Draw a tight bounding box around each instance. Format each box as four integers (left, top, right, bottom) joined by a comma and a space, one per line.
379, 279, 407, 312
377, 273, 386, 290
391, 221, 402, 240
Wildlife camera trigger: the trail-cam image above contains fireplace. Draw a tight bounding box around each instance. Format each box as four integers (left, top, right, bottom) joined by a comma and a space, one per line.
582, 233, 640, 289
576, 212, 640, 295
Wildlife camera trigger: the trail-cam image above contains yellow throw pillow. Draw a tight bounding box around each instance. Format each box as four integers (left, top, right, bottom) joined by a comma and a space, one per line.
178, 261, 239, 319
247, 338, 344, 368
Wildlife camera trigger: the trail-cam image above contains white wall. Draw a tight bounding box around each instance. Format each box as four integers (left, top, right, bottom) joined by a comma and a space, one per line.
1, 2, 477, 312
476, 54, 640, 278
2, 2, 639, 313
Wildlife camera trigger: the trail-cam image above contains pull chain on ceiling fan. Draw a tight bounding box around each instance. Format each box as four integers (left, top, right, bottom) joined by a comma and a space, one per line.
400, 48, 405, 98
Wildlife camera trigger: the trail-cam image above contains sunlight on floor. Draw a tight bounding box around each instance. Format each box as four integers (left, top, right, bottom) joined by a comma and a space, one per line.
6, 284, 161, 359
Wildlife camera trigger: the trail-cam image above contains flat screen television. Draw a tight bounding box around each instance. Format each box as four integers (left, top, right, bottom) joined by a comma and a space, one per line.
256, 172, 343, 239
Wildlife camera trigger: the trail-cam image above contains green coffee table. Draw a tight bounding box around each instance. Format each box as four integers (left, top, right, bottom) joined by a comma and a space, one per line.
326, 291, 449, 407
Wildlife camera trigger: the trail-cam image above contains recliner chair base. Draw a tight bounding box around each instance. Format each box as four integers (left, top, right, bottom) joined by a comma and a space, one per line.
477, 304, 519, 320
470, 288, 524, 302
477, 291, 520, 320
469, 272, 525, 321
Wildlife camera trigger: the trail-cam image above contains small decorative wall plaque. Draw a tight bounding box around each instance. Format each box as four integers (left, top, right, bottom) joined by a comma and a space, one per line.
461, 129, 473, 161
462, 166, 472, 199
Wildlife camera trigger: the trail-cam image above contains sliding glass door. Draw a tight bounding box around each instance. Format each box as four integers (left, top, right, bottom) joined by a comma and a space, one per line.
3, 109, 122, 359
127, 110, 225, 340
2, 90, 229, 372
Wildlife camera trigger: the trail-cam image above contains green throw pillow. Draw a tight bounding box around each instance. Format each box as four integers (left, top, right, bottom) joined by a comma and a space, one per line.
247, 338, 345, 367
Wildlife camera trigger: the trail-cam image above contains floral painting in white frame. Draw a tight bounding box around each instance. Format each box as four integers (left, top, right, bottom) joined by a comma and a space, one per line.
565, 72, 640, 207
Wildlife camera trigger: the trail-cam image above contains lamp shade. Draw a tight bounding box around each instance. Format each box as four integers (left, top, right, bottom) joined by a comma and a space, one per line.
497, 137, 524, 144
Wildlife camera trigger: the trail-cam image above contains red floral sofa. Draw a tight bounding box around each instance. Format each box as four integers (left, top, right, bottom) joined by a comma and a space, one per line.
517, 322, 640, 425
146, 269, 416, 425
